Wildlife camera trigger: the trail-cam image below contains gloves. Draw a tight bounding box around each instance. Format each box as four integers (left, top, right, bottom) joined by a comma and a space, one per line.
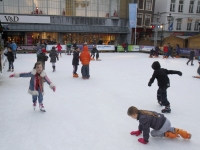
53, 87, 56, 92
130, 130, 142, 136
178, 71, 182, 76
138, 138, 148, 144
148, 83, 151, 87
9, 74, 14, 78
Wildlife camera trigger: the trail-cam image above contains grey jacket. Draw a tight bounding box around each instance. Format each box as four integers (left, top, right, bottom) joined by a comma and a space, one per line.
137, 111, 166, 142
49, 49, 59, 63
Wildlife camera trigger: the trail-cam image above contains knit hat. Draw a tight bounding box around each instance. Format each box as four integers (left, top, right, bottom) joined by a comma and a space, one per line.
42, 49, 46, 53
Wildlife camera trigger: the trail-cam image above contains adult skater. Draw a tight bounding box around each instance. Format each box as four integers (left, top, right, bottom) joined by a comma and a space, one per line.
91, 45, 96, 60
187, 49, 195, 66
166, 43, 174, 59
127, 106, 191, 145
37, 49, 48, 70
4, 47, 15, 72
148, 61, 182, 113
49, 46, 59, 72
10, 41, 17, 59
80, 45, 91, 79
72, 47, 80, 78
9, 61, 56, 112
96, 49, 101, 61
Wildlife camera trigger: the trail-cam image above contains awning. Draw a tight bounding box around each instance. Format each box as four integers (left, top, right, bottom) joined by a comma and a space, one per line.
7, 23, 130, 34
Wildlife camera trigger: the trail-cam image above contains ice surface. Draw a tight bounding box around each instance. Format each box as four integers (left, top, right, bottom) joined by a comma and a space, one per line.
0, 53, 199, 150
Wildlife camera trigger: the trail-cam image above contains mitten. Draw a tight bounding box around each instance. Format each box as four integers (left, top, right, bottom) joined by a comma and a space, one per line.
53, 87, 56, 92
130, 130, 142, 136
138, 138, 148, 144
9, 74, 15, 78
178, 71, 182, 76
148, 83, 151, 87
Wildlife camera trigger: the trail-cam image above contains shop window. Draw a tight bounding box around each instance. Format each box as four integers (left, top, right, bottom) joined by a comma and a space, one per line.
178, 0, 184, 12
176, 19, 182, 30
137, 13, 143, 26
144, 14, 151, 26
170, 0, 176, 12
146, 0, 152, 11
197, 0, 200, 13
189, 0, 194, 13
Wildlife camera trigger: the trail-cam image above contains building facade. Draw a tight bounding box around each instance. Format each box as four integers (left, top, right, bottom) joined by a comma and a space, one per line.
0, 0, 130, 45
154, 0, 200, 42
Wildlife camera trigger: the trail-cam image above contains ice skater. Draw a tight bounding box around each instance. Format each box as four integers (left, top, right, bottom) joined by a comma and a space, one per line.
49, 46, 59, 72
80, 45, 91, 79
127, 106, 191, 145
187, 49, 195, 66
37, 49, 48, 70
193, 59, 200, 78
149, 49, 155, 58
55, 43, 62, 57
9, 61, 56, 112
72, 47, 80, 78
148, 61, 182, 113
91, 45, 96, 60
166, 43, 174, 59
4, 47, 15, 72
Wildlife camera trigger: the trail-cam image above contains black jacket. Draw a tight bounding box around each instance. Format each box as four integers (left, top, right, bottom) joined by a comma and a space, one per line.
137, 111, 166, 142
189, 50, 195, 59
49, 49, 59, 63
91, 47, 96, 53
148, 61, 182, 88
4, 51, 14, 62
37, 53, 48, 63
72, 50, 79, 65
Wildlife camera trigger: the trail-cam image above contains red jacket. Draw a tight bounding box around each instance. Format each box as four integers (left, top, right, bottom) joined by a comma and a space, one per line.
56, 45, 62, 51
163, 46, 168, 53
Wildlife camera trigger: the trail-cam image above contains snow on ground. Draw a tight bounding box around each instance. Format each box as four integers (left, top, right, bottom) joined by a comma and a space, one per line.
0, 53, 199, 150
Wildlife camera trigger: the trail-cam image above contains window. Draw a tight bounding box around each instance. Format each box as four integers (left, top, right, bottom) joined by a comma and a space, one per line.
189, 0, 194, 13
99, 0, 109, 17
178, 0, 184, 12
176, 19, 182, 30
137, 13, 143, 26
138, 0, 144, 9
19, 0, 33, 14
144, 14, 151, 26
197, 0, 200, 13
87, 0, 98, 17
194, 20, 199, 31
145, 0, 152, 10
110, 0, 120, 17
170, 0, 176, 12
4, 0, 18, 13
187, 18, 192, 30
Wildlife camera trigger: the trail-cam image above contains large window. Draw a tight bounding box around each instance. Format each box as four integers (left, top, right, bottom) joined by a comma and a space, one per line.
187, 18, 192, 31
0, 0, 3, 13
137, 13, 143, 26
145, 0, 152, 11
99, 0, 109, 17
33, 0, 47, 14
48, 0, 62, 15
4, 0, 18, 13
189, 0, 194, 13
87, 0, 98, 17
197, 0, 200, 13
144, 14, 151, 26
138, 0, 144, 10
176, 19, 182, 30
194, 20, 199, 31
170, 0, 176, 12
110, 0, 120, 17
178, 0, 184, 12
19, 0, 33, 14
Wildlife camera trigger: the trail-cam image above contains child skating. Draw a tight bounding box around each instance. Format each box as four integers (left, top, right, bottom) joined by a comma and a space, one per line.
9, 61, 56, 112
56, 43, 62, 57
49, 46, 59, 72
187, 49, 195, 66
127, 106, 191, 145
91, 45, 96, 60
148, 61, 182, 113
80, 45, 91, 79
193, 59, 200, 78
4, 47, 15, 72
72, 47, 80, 78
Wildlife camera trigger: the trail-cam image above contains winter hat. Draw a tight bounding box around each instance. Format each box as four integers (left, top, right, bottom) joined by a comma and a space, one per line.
152, 61, 161, 70
52, 46, 56, 50
42, 49, 46, 53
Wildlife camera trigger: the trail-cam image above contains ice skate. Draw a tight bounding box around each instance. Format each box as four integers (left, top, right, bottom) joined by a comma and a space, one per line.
158, 101, 163, 106
33, 102, 37, 110
161, 106, 171, 113
91, 58, 95, 60
7, 69, 11, 72
11, 69, 14, 72
73, 74, 78, 78
39, 103, 46, 112
165, 132, 180, 138
174, 128, 192, 139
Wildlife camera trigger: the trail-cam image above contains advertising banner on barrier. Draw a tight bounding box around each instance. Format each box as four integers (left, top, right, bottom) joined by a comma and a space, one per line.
179, 48, 200, 56
46, 45, 67, 51
140, 45, 155, 51
117, 45, 124, 52
128, 45, 140, 52
96, 45, 115, 51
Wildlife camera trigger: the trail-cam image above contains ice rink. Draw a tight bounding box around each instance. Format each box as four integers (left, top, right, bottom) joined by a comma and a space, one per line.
0, 53, 199, 150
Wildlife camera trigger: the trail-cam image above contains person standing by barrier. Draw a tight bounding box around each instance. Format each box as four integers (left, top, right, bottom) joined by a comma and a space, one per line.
166, 43, 174, 59
66, 41, 72, 55
4, 47, 15, 72
187, 49, 195, 66
124, 40, 128, 53
10, 41, 17, 59
114, 40, 118, 52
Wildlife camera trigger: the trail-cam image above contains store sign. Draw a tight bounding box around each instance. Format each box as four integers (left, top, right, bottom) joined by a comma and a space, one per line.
0, 15, 50, 24
140, 45, 155, 52
96, 45, 115, 51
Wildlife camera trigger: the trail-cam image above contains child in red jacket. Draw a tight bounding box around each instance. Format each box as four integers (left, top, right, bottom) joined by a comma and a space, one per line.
163, 44, 168, 58
56, 43, 62, 57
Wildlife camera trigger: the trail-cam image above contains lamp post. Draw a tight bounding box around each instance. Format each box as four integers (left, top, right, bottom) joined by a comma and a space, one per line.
160, 24, 164, 46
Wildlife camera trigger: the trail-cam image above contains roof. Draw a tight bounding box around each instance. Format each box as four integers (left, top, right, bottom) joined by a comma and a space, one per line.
7, 23, 130, 34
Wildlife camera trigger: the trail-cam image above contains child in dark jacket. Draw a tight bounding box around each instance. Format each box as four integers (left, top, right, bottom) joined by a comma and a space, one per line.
187, 49, 195, 66
4, 47, 15, 72
9, 61, 56, 112
91, 45, 96, 60
37, 49, 48, 70
49, 46, 59, 72
127, 106, 191, 145
72, 47, 80, 78
148, 61, 182, 113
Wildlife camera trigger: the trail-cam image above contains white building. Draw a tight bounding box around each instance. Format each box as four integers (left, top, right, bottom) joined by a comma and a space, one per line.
154, 0, 200, 40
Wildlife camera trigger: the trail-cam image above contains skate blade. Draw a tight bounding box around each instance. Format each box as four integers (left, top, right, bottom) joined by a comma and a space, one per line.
40, 109, 46, 112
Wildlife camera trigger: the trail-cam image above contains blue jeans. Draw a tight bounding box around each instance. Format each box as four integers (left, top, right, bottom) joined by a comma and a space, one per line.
81, 65, 90, 78
8, 61, 14, 69
32, 87, 43, 103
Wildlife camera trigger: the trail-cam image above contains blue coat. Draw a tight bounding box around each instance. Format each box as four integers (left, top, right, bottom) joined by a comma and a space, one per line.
13, 69, 55, 95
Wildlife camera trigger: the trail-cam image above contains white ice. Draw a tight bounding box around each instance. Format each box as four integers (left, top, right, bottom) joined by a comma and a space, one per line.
0, 53, 199, 150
